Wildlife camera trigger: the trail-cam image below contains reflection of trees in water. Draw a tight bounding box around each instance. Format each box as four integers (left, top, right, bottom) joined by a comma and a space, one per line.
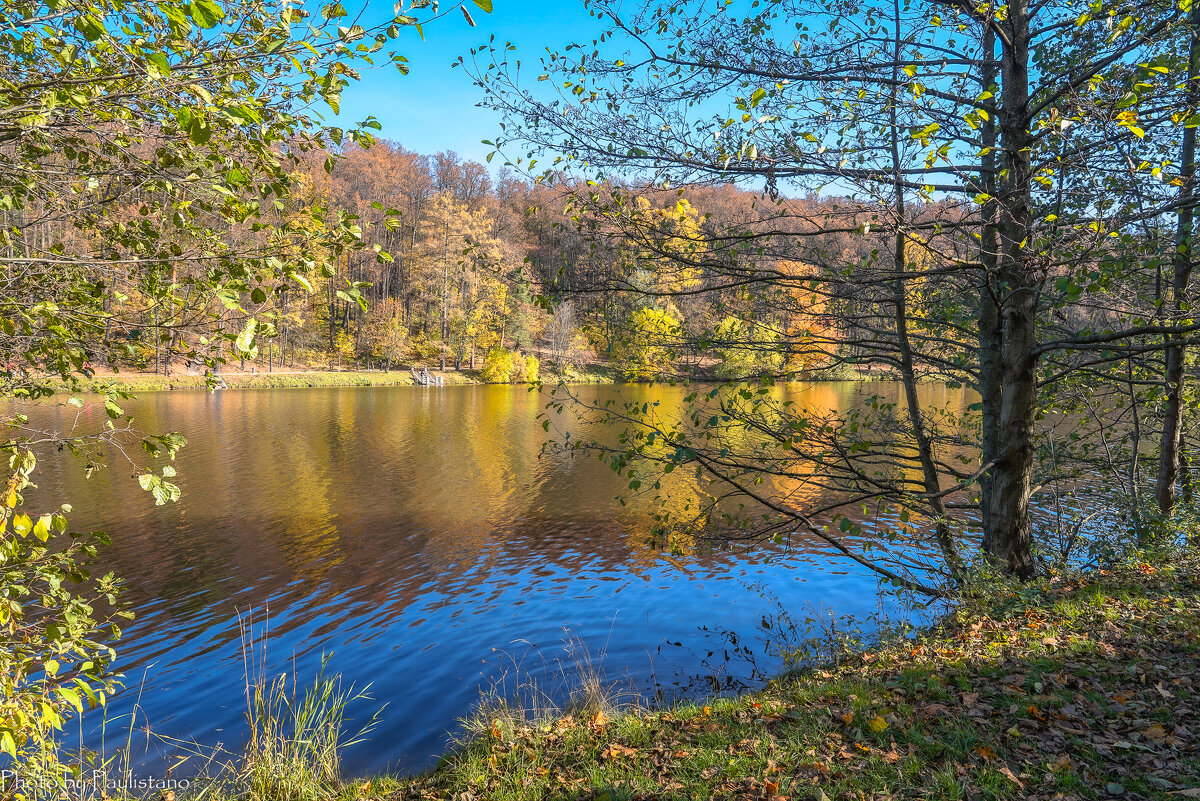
546, 381, 980, 578
20, 384, 975, 675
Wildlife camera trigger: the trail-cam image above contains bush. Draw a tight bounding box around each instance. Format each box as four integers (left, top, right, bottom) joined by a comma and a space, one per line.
0, 450, 127, 794
481, 349, 540, 383
521, 355, 539, 383
481, 348, 517, 383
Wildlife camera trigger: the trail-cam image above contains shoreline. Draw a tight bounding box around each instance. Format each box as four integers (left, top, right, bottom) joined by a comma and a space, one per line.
21, 365, 892, 396
29, 366, 623, 394
373, 552, 1199, 800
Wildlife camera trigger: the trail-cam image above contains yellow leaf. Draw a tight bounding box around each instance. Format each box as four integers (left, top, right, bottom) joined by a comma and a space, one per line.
1143, 723, 1168, 740
867, 715, 888, 733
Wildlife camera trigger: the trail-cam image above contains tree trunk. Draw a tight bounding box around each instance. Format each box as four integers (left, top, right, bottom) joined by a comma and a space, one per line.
1181, 432, 1194, 514
441, 226, 450, 371
977, 23, 1002, 542
983, 2, 1038, 580
1155, 0, 1200, 517
887, 0, 963, 581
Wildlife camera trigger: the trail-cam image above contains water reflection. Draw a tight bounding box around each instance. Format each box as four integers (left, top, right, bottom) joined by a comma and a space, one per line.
12, 382, 963, 775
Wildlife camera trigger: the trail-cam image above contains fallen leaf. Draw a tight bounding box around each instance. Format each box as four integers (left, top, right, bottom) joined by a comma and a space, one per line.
867, 715, 888, 734
1143, 723, 1168, 740
998, 765, 1024, 788
602, 743, 638, 760
918, 703, 949, 720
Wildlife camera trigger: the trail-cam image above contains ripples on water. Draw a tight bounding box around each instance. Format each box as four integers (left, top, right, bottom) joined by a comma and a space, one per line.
14, 382, 961, 775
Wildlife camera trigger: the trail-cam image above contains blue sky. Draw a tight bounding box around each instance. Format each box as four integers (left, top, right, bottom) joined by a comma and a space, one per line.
331, 0, 600, 165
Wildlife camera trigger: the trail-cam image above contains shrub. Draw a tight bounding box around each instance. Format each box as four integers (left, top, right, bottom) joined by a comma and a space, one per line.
522, 355, 540, 383
0, 450, 127, 795
481, 348, 517, 383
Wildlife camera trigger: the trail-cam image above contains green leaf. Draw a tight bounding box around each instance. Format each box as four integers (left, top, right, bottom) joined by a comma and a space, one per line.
471, 0, 493, 11
57, 687, 83, 713
146, 52, 171, 78
0, 730, 16, 758
187, 0, 226, 28
235, 319, 258, 357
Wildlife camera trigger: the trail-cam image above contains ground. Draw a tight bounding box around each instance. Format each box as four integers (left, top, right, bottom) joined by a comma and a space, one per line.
377, 553, 1199, 801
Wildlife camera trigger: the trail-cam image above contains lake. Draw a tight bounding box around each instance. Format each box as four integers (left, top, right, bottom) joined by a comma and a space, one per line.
16, 381, 969, 776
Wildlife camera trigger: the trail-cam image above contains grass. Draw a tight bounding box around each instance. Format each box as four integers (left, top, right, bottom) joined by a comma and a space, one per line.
238, 659, 381, 801
109, 620, 384, 801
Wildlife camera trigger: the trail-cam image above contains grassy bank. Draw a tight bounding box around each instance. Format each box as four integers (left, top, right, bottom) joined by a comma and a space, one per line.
363, 553, 1199, 801
34, 361, 889, 395
55, 370, 423, 393
42, 366, 629, 394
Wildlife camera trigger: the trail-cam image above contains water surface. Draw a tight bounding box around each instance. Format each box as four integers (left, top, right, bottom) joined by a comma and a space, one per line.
17, 381, 966, 775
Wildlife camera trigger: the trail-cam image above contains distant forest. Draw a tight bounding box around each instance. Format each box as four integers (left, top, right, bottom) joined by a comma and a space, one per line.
60, 141, 878, 382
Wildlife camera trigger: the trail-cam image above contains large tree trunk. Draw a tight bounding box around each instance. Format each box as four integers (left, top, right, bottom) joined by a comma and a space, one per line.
1155, 0, 1200, 517
982, 2, 1038, 579
977, 24, 1002, 541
